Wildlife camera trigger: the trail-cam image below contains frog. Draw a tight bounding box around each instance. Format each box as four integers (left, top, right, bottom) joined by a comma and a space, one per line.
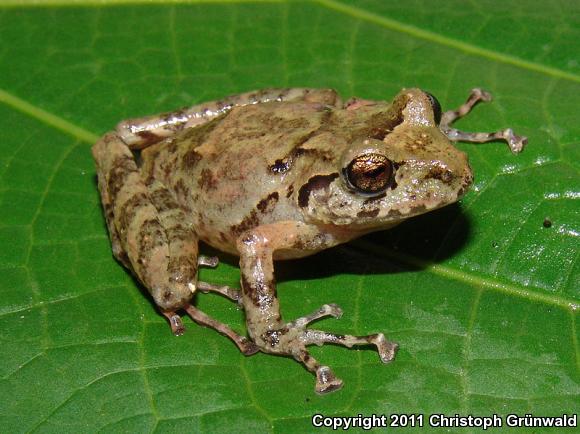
92, 87, 526, 394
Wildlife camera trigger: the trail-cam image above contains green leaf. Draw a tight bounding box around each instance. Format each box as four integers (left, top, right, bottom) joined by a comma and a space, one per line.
1, 0, 578, 432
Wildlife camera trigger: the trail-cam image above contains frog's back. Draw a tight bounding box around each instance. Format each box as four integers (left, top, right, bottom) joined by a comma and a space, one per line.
137, 102, 320, 250
140, 100, 393, 252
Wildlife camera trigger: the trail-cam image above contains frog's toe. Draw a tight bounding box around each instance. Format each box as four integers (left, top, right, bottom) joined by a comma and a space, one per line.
373, 333, 399, 363
292, 348, 343, 394
161, 311, 186, 336
302, 329, 399, 363
184, 304, 258, 356
198, 255, 219, 268
287, 303, 343, 329
197, 281, 241, 302
315, 366, 343, 394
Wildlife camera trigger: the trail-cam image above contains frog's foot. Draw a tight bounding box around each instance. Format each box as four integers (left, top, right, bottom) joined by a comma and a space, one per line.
256, 304, 398, 394
287, 304, 398, 362
440, 88, 527, 153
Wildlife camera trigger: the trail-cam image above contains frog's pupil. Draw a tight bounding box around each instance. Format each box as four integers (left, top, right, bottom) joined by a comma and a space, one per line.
367, 166, 385, 178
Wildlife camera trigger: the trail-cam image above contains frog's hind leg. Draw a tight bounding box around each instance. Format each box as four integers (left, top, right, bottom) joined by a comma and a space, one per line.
440, 88, 527, 153
93, 133, 198, 312
134, 176, 250, 347
116, 88, 342, 148
93, 132, 252, 352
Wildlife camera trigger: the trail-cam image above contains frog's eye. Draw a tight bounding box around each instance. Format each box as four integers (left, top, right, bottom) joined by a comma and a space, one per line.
423, 91, 442, 125
344, 153, 393, 195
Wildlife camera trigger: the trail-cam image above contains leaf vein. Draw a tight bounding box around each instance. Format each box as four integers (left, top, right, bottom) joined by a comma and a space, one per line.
314, 0, 580, 83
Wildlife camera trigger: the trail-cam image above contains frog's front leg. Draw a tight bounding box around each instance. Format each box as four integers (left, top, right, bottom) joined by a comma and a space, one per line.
236, 222, 398, 394
440, 88, 527, 153
117, 88, 342, 148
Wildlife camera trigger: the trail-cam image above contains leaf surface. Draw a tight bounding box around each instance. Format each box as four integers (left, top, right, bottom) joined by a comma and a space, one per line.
0, 1, 578, 432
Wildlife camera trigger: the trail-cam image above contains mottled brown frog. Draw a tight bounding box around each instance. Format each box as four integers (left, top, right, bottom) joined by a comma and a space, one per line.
93, 88, 526, 393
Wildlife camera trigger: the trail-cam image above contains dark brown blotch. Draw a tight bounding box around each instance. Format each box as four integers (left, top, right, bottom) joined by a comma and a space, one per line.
168, 255, 197, 284
256, 192, 279, 213
181, 148, 202, 170
425, 166, 454, 184
269, 159, 290, 174
262, 327, 289, 347
172, 178, 191, 202
107, 154, 136, 199
138, 218, 166, 255
118, 192, 149, 230
354, 102, 406, 142
357, 208, 380, 218
267, 130, 319, 174
241, 274, 276, 308
149, 186, 178, 213
231, 210, 260, 236
137, 130, 164, 147
297, 173, 339, 208
198, 168, 219, 191
166, 223, 192, 242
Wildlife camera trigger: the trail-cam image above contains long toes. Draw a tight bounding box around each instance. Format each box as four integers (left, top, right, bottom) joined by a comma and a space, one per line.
374, 333, 399, 363
315, 366, 343, 394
